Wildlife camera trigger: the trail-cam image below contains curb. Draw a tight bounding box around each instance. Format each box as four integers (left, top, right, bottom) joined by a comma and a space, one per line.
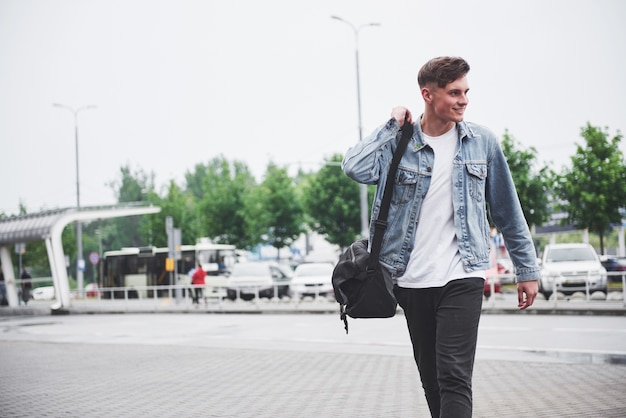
1, 300, 625, 317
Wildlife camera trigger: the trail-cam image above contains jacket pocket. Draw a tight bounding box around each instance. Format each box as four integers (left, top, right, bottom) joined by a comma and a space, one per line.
465, 162, 486, 202
392, 168, 418, 204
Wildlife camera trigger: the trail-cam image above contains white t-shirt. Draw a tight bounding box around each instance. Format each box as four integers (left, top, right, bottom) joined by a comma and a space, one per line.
396, 125, 485, 288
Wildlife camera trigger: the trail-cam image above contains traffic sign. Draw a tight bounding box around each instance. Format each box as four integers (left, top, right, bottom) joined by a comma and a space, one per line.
89, 252, 100, 265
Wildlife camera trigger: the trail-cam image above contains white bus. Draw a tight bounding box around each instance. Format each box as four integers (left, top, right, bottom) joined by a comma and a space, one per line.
102, 240, 237, 299
195, 238, 237, 276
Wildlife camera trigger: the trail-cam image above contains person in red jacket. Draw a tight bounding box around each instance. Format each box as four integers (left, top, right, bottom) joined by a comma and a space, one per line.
191, 262, 206, 304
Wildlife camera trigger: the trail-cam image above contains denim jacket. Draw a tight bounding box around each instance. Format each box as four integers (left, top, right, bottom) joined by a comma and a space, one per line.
342, 117, 541, 283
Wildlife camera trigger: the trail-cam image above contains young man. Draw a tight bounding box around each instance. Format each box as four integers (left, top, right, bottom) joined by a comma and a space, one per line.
342, 56, 540, 417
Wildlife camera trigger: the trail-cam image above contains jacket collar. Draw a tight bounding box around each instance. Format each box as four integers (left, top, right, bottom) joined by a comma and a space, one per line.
457, 120, 477, 141
413, 117, 477, 147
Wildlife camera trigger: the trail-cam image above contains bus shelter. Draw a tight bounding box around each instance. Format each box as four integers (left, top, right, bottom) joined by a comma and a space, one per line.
0, 205, 160, 312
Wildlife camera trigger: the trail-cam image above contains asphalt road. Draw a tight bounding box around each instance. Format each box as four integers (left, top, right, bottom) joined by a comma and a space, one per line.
1, 312, 625, 364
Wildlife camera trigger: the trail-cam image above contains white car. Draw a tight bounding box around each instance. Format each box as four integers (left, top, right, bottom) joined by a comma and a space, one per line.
32, 286, 55, 301
226, 262, 292, 301
539, 243, 607, 298
290, 262, 335, 299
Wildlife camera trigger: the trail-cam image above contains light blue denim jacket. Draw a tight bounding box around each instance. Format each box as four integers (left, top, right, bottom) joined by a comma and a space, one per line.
342, 117, 541, 283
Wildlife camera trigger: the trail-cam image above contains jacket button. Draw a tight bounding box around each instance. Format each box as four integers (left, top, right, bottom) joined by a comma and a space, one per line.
427, 166, 432, 172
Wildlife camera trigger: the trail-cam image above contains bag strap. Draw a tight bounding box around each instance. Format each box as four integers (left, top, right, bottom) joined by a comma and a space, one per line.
367, 120, 414, 271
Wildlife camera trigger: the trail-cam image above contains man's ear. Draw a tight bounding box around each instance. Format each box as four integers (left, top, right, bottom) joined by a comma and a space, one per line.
421, 86, 432, 103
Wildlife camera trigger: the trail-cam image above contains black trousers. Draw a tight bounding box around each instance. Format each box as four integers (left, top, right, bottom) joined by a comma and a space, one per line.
193, 287, 203, 303
394, 278, 484, 418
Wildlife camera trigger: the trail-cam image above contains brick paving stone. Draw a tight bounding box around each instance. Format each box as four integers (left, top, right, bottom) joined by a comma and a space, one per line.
1, 340, 625, 418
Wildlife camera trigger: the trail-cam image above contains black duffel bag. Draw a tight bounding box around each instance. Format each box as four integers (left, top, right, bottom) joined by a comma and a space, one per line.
332, 120, 414, 333
332, 238, 397, 333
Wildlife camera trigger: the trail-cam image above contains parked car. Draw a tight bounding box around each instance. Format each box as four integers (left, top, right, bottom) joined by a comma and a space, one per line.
600, 256, 626, 282
226, 262, 292, 301
539, 243, 607, 298
483, 276, 501, 297
496, 258, 515, 284
290, 262, 335, 299
32, 286, 55, 301
85, 283, 100, 298
485, 250, 506, 296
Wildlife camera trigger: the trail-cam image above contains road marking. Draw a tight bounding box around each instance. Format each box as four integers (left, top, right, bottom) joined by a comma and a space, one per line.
478, 344, 626, 356
553, 327, 626, 333
481, 326, 626, 333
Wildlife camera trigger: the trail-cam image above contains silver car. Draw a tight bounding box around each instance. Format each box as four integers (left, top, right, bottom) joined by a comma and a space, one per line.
290, 262, 335, 299
539, 243, 607, 298
225, 262, 292, 301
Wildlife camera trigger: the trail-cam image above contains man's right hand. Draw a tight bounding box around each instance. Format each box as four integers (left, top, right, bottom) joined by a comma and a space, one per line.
391, 106, 413, 127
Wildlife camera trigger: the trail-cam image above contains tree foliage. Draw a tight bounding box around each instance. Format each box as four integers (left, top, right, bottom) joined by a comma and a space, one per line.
301, 154, 361, 249
196, 157, 257, 248
557, 123, 626, 253
145, 180, 195, 248
245, 162, 303, 258
107, 164, 158, 248
500, 130, 552, 228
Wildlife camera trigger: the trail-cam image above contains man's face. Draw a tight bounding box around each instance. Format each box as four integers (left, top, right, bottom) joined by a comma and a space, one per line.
425, 75, 469, 123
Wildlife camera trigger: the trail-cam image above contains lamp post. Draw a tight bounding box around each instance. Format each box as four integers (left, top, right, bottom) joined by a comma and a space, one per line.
95, 228, 103, 285
53, 103, 97, 297
331, 15, 380, 239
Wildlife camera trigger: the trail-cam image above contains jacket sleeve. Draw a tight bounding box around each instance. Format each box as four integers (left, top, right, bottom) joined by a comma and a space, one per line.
485, 138, 541, 282
342, 118, 401, 185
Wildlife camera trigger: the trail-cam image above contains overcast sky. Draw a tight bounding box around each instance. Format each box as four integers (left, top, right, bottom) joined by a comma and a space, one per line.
1, 0, 624, 215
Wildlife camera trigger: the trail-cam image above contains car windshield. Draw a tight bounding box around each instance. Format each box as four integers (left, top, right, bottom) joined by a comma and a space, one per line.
295, 264, 333, 276
546, 247, 596, 263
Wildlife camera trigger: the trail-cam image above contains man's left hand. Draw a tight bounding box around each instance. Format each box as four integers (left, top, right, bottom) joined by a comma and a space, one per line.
517, 280, 538, 310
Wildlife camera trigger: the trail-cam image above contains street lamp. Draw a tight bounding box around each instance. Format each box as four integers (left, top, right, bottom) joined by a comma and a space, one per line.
331, 15, 380, 239
53, 103, 97, 297
95, 228, 103, 285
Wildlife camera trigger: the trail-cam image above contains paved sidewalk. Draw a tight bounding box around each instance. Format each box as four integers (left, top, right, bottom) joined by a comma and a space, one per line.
1, 339, 625, 417
1, 311, 625, 417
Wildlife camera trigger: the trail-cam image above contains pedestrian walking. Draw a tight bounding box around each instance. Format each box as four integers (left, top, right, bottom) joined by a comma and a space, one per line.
342, 56, 541, 417
20, 267, 32, 306
191, 262, 206, 304
0, 264, 7, 306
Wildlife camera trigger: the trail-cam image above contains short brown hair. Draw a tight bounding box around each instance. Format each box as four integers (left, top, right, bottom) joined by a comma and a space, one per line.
417, 56, 470, 88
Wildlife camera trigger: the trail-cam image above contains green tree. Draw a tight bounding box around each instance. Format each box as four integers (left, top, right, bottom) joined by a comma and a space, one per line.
13, 240, 49, 279
301, 154, 361, 249
107, 164, 158, 248
145, 180, 196, 248
6, 202, 52, 278
185, 162, 210, 200
196, 157, 257, 248
245, 162, 303, 258
80, 221, 108, 285
500, 130, 552, 228
557, 123, 626, 253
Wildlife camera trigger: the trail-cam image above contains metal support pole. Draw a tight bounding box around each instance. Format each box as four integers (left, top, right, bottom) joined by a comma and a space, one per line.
96, 229, 103, 285
74, 115, 82, 296
331, 16, 380, 239
53, 103, 97, 298
622, 273, 625, 308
